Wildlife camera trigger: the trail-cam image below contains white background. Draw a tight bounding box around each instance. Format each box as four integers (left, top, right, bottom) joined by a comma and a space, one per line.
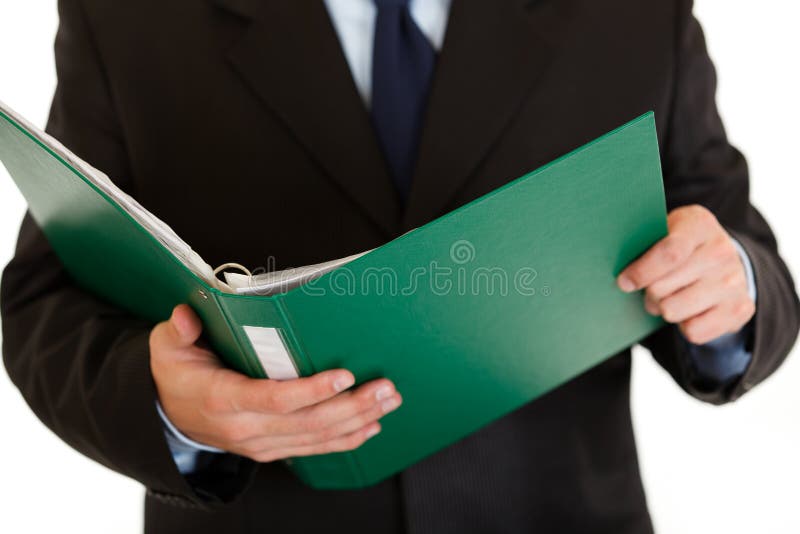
0, 1, 798, 532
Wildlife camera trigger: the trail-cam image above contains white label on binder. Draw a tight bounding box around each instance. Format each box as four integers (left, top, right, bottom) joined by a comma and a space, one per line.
242, 326, 299, 380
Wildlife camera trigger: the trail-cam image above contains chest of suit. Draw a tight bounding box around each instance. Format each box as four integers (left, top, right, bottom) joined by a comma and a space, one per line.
82, 0, 676, 272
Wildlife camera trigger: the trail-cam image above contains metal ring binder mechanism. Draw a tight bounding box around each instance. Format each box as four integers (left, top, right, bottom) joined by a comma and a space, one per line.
0, 98, 669, 489
213, 262, 252, 280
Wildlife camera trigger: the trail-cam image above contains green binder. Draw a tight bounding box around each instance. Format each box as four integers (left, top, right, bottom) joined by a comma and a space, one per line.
0, 101, 667, 489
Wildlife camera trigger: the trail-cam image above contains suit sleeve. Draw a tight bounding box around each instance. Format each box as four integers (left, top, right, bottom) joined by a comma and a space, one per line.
1, 0, 253, 506
641, 3, 800, 404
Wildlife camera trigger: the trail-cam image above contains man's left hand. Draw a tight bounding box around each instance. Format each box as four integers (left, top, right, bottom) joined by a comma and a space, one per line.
617, 204, 755, 345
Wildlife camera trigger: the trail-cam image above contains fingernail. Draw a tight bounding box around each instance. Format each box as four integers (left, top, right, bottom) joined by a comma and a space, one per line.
375, 385, 393, 401
617, 275, 635, 293
381, 396, 401, 413
333, 375, 355, 392
365, 425, 381, 439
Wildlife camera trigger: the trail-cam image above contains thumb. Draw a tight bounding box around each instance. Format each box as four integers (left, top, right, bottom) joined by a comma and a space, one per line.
167, 304, 203, 347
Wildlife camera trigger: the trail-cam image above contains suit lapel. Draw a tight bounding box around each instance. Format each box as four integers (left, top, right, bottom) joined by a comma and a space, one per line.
211, 0, 401, 236
210, 0, 563, 235
403, 0, 559, 229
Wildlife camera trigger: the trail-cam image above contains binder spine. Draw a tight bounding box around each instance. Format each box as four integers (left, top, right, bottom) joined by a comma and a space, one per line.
272, 296, 317, 377
210, 293, 275, 379
276, 298, 367, 489
214, 292, 366, 488
210, 293, 292, 379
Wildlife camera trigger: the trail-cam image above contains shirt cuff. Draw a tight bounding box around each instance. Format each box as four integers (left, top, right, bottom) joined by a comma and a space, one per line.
156, 401, 225, 453
156, 401, 225, 475
732, 237, 757, 303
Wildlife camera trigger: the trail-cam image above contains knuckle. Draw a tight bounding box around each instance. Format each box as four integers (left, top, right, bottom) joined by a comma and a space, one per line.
646, 284, 666, 302
253, 451, 280, 463
148, 327, 171, 361
691, 204, 715, 224
687, 332, 707, 345
660, 238, 685, 264
660, 301, 678, 322
325, 435, 363, 454
734, 300, 755, 320
345, 431, 368, 449
293, 432, 319, 447
266, 391, 292, 415
315, 425, 341, 443
359, 407, 381, 425
147, 326, 162, 352
625, 267, 644, 287
206, 371, 240, 413
313, 377, 335, 397
682, 322, 706, 345
297, 414, 326, 435
356, 391, 376, 412
272, 400, 293, 416
298, 422, 333, 444
644, 299, 661, 316
249, 451, 267, 462
668, 206, 690, 226
200, 391, 226, 416
238, 442, 261, 457
342, 419, 372, 441
220, 422, 251, 444
711, 237, 737, 262
722, 271, 744, 290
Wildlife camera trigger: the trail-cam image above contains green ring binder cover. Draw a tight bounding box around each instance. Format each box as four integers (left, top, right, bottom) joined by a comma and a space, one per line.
0, 100, 667, 489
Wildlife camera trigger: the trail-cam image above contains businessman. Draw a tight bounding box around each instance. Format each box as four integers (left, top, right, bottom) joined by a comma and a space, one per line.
2, 0, 798, 533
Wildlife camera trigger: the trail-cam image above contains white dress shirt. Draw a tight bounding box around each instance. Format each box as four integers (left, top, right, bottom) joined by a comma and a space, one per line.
323, 0, 452, 106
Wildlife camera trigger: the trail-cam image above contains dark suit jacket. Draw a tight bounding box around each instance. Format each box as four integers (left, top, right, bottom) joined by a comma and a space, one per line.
2, 0, 798, 532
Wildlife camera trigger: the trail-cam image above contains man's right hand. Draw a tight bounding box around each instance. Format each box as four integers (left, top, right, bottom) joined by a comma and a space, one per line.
149, 304, 402, 463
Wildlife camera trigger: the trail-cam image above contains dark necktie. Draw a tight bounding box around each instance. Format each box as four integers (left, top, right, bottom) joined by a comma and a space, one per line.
370, 0, 436, 201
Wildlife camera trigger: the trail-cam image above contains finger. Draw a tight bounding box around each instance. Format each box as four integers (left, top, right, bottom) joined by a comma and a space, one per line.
655, 277, 723, 323
151, 304, 203, 350
299, 392, 400, 443
643, 292, 661, 316
666, 204, 718, 239
293, 378, 398, 431
254, 378, 398, 436
679, 299, 755, 345
644, 250, 714, 305
248, 422, 382, 463
149, 306, 206, 369
617, 205, 718, 293
617, 232, 702, 293
656, 257, 748, 323
236, 392, 401, 452
230, 369, 356, 414
644, 262, 701, 315
170, 304, 203, 344
650, 233, 744, 301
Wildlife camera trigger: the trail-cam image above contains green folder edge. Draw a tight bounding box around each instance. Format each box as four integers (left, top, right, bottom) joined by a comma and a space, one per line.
0, 108, 668, 489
